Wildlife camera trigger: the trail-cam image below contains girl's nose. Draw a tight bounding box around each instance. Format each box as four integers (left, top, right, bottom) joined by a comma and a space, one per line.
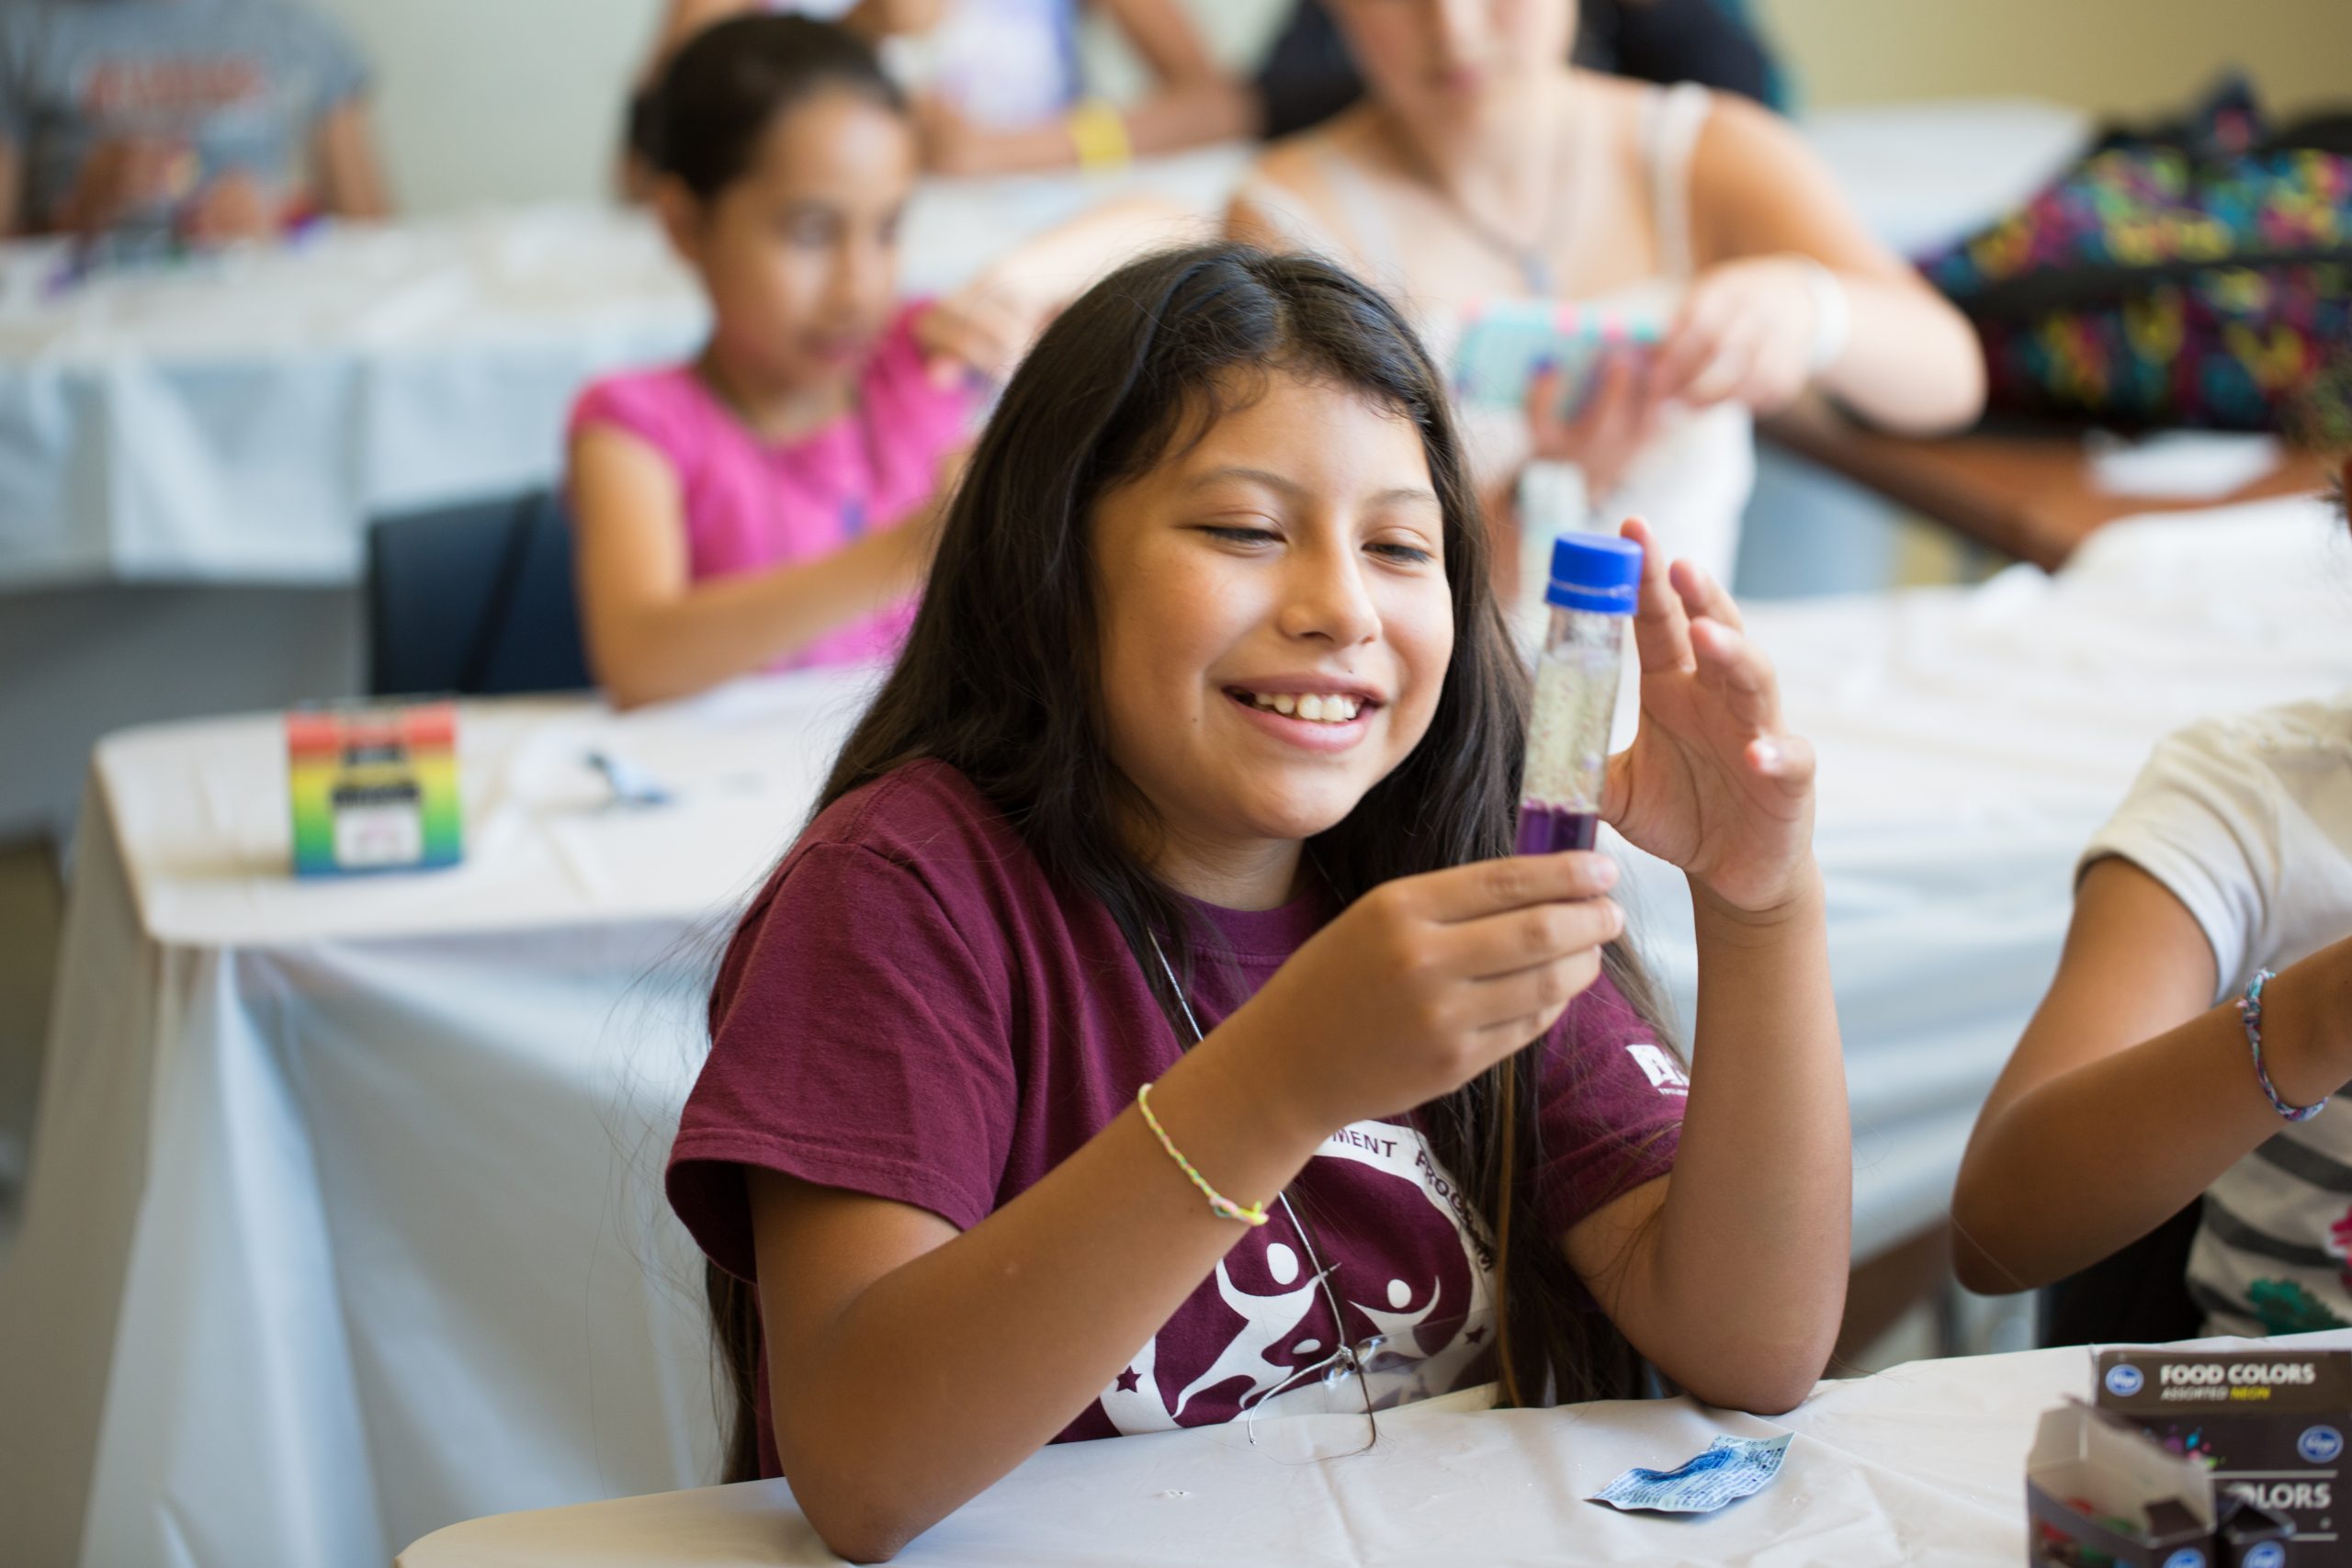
1277, 552, 1380, 648
1430, 0, 1487, 62
831, 231, 895, 319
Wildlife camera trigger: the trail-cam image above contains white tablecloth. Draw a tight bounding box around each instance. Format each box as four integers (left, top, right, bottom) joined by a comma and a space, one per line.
396, 1330, 2352, 1567
0, 207, 702, 589
0, 670, 885, 1568
3, 492, 2346, 1568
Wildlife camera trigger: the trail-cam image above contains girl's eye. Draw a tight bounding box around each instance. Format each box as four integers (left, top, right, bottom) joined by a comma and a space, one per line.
1371, 541, 1435, 565
1203, 525, 1281, 547
780, 211, 840, 247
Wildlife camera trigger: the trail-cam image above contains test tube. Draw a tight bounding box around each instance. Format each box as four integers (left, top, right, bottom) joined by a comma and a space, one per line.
1515, 533, 1642, 855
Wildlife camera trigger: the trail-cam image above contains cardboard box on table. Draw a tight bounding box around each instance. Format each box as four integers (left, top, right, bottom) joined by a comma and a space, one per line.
2097, 1349, 2352, 1567
286, 704, 462, 876
2029, 1400, 2292, 1567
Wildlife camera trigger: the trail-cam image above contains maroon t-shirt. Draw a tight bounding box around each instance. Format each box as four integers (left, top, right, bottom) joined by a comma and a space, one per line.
667, 761, 1683, 1476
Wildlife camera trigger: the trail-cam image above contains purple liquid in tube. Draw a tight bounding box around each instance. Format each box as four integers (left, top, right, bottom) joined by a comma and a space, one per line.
1514, 803, 1599, 856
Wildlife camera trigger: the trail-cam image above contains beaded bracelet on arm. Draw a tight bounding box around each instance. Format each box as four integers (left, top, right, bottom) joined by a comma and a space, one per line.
2241, 967, 2329, 1122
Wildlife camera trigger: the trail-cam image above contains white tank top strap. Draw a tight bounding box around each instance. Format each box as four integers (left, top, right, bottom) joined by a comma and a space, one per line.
1231, 169, 1351, 262
1641, 81, 1713, 283
1313, 137, 1409, 286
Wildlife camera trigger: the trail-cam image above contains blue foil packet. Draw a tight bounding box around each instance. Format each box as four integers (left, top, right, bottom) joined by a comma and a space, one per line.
1589, 1433, 1793, 1515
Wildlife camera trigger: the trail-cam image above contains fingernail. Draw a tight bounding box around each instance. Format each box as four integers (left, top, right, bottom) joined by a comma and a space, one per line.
1592, 857, 1619, 888
1755, 739, 1783, 771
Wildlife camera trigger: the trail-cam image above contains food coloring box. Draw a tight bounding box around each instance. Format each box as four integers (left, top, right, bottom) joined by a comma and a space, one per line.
2096, 1348, 2352, 1565
2029, 1399, 2292, 1568
287, 704, 462, 875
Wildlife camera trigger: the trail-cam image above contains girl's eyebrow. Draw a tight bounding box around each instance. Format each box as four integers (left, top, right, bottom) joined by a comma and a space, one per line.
1182, 465, 1440, 512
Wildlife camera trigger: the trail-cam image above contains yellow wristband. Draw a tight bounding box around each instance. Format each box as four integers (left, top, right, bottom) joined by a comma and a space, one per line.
1136, 1082, 1270, 1227
1068, 97, 1132, 172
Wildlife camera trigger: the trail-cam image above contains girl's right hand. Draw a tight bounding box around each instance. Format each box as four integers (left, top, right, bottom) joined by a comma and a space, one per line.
59, 137, 198, 234
1522, 348, 1671, 502
1223, 852, 1623, 1140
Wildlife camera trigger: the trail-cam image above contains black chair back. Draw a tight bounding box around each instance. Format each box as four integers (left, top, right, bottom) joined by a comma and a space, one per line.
2037, 1198, 2206, 1347
366, 491, 592, 698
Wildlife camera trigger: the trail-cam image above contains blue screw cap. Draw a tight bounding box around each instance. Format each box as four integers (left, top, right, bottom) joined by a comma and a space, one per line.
1545, 533, 1644, 615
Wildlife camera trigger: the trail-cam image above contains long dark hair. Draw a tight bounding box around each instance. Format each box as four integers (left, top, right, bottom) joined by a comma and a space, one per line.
707, 243, 1672, 1481
631, 13, 905, 200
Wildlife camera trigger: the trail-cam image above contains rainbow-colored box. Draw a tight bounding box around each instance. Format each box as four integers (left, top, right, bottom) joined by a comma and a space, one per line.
287, 705, 462, 876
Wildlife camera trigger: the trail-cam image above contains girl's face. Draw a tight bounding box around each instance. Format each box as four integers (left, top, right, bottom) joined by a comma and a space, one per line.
1091, 373, 1456, 895
1329, 0, 1573, 132
661, 88, 916, 392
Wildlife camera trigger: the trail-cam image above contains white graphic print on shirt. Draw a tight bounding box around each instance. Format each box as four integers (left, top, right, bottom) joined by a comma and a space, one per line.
1095, 1119, 1498, 1435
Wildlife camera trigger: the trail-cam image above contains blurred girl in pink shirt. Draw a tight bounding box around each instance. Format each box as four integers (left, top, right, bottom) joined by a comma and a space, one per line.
568, 15, 980, 706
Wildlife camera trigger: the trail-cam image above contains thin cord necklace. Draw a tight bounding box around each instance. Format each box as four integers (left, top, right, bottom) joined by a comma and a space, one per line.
1145, 927, 1357, 1380
1383, 83, 1575, 296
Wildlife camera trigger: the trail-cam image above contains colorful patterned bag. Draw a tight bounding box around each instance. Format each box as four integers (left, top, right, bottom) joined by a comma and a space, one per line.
1917, 79, 2352, 432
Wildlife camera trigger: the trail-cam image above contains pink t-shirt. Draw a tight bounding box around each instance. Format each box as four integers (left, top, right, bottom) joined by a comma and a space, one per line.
667, 761, 1684, 1476
567, 303, 977, 671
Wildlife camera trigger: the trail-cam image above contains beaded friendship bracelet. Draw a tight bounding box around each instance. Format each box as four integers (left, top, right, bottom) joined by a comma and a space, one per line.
2241, 967, 2328, 1122
1136, 1082, 1270, 1227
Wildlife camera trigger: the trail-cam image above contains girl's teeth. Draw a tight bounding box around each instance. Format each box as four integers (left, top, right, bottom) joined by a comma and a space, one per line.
1245, 692, 1363, 723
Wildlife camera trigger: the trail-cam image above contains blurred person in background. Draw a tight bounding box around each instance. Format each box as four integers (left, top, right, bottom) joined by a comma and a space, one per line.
1227, 0, 1983, 592
1254, 0, 1784, 141
625, 0, 1253, 193
578, 13, 1193, 706
1952, 451, 2352, 1337
576, 15, 980, 707
0, 0, 390, 243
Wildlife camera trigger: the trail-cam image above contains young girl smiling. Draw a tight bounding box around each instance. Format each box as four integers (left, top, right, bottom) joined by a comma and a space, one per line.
667, 243, 1849, 1561
571, 17, 979, 707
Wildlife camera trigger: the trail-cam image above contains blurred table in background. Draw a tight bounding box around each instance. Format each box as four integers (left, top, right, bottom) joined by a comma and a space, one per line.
1766, 397, 2340, 571
6, 493, 2346, 1568
0, 208, 703, 589
0, 668, 881, 1568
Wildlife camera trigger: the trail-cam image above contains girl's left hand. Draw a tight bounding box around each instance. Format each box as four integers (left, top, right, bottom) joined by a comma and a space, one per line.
182, 171, 277, 245
1648, 254, 1830, 416
1601, 516, 1816, 916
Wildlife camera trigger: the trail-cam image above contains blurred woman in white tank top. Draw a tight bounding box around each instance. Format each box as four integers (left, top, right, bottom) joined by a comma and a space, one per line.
1227, 0, 1984, 603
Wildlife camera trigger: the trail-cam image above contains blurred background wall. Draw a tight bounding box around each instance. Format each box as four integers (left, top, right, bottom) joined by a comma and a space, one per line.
1749, 0, 2352, 120
311, 0, 2352, 216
